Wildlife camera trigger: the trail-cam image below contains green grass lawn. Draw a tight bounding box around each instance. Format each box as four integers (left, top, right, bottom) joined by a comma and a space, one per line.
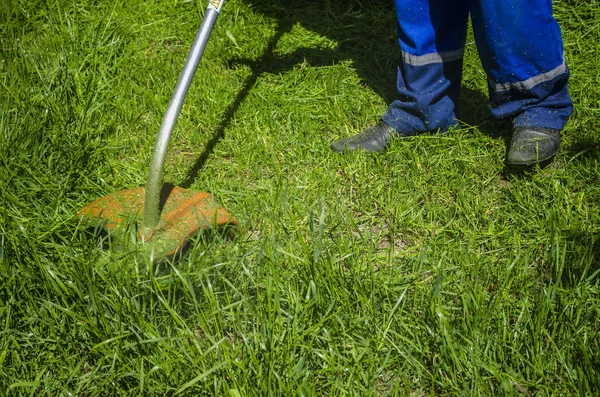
1, 0, 599, 395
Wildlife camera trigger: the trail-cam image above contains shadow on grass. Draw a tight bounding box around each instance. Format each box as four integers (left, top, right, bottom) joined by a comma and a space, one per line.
180, 0, 508, 187
567, 233, 600, 279
565, 139, 600, 163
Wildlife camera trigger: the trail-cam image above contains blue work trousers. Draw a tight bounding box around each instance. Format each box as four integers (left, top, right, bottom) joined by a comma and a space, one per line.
381, 0, 573, 133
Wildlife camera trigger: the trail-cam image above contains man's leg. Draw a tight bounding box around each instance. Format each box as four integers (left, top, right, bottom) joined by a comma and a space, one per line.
331, 0, 469, 152
469, 0, 573, 165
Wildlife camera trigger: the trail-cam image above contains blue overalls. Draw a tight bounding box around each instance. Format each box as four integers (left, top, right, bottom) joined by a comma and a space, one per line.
381, 0, 573, 134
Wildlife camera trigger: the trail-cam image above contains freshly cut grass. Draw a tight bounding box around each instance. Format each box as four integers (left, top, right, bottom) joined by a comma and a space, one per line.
1, 0, 599, 395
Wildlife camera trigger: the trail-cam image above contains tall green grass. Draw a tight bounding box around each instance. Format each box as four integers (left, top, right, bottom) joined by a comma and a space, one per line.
1, 0, 599, 395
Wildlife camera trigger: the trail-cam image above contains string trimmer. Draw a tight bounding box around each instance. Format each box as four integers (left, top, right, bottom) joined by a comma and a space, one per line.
79, 0, 235, 259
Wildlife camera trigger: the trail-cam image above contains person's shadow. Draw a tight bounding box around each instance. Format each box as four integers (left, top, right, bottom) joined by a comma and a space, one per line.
181, 0, 498, 187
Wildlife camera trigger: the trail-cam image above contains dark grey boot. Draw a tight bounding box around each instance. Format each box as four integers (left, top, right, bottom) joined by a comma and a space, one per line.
330, 121, 404, 153
506, 127, 561, 166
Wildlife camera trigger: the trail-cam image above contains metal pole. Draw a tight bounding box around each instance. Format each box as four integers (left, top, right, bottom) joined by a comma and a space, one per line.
143, 1, 224, 232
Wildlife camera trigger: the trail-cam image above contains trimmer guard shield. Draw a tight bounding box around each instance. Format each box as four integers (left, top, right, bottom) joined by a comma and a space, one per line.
78, 183, 236, 259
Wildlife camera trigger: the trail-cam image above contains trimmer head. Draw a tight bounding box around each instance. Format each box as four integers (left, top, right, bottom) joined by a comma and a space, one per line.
78, 183, 236, 259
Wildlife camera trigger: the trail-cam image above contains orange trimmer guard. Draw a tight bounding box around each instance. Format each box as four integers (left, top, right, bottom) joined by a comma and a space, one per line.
78, 183, 236, 259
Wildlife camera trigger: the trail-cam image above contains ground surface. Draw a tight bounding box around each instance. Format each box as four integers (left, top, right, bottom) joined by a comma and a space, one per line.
1, 0, 599, 395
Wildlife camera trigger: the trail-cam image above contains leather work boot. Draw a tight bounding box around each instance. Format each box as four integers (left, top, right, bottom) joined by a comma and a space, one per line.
506, 127, 561, 166
330, 120, 405, 153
